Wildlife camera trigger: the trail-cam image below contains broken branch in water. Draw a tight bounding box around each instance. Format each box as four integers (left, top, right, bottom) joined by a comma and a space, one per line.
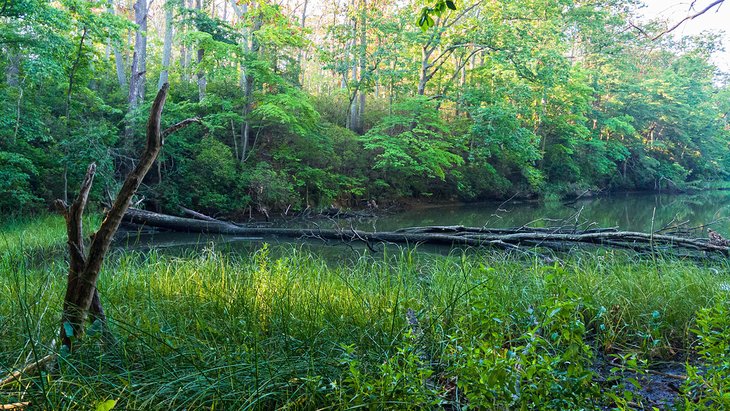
120, 208, 730, 257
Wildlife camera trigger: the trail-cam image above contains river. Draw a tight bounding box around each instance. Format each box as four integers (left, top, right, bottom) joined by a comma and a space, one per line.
122, 190, 730, 254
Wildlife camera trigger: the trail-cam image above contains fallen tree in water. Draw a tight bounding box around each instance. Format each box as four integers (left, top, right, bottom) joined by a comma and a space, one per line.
122, 208, 730, 257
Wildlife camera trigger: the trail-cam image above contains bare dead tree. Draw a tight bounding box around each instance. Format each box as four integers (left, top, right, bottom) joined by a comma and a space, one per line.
56, 83, 197, 351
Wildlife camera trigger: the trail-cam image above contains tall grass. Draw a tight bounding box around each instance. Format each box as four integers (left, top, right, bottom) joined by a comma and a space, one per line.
1, 217, 729, 409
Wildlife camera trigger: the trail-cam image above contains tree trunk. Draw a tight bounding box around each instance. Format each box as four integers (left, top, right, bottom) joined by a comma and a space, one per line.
158, 0, 174, 90
107, 0, 127, 89
121, 208, 730, 257
58, 84, 197, 351
197, 46, 206, 100
240, 5, 261, 163
356, 0, 366, 133
126, 0, 148, 143
296, 0, 308, 86
5, 48, 19, 87
66, 27, 88, 121
417, 46, 429, 96
195, 0, 206, 100
347, 0, 358, 131
129, 0, 147, 109
183, 0, 193, 81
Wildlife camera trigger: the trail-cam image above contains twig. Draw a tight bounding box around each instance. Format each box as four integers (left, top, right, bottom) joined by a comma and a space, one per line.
0, 403, 31, 410
162, 117, 202, 139
646, 369, 687, 381
652, 0, 725, 40
0, 354, 55, 388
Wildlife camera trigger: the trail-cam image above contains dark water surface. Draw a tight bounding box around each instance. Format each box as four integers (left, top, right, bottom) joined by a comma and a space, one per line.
370, 191, 730, 234
122, 191, 730, 254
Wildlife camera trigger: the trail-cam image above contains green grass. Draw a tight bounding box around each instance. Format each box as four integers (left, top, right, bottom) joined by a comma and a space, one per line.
1, 217, 730, 409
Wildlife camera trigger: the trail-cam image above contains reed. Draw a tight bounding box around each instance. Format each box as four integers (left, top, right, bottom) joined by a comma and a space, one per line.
1, 217, 728, 409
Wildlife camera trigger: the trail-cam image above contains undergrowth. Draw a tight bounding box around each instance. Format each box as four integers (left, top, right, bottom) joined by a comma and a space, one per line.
1, 216, 730, 409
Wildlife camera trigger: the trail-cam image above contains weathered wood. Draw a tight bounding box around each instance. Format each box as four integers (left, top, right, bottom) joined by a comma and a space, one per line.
58, 83, 197, 351
121, 208, 730, 256
0, 402, 30, 410
0, 354, 55, 389
180, 206, 222, 222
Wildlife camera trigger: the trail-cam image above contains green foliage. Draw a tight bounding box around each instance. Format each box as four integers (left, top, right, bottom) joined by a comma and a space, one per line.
4, 219, 728, 409
181, 137, 247, 213
362, 97, 463, 196
468, 99, 543, 190
241, 162, 300, 211
331, 338, 441, 409
417, 0, 457, 31
2, 0, 730, 213
453, 296, 599, 410
682, 299, 730, 409
251, 87, 320, 137
0, 151, 41, 213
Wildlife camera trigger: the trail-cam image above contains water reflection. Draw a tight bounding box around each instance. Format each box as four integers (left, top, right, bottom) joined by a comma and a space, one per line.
366, 191, 730, 236
121, 191, 730, 253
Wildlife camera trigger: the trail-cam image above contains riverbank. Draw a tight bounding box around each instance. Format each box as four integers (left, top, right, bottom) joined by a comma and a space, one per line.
2, 216, 730, 409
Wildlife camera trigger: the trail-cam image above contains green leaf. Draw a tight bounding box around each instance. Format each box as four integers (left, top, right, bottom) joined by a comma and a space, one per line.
63, 321, 74, 338
87, 318, 103, 337
95, 399, 118, 411
445, 0, 456, 10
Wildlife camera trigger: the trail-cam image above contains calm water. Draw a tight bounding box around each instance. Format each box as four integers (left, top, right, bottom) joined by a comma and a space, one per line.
368, 191, 730, 235
124, 191, 730, 253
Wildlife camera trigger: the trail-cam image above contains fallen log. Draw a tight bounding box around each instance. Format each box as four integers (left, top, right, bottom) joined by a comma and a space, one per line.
122, 208, 730, 256
179, 206, 224, 223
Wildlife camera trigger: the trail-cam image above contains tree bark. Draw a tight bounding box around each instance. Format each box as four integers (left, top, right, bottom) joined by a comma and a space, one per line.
58, 84, 197, 351
346, 0, 358, 131
5, 47, 19, 87
129, 0, 148, 109
158, 0, 174, 90
239, 5, 262, 162
121, 208, 730, 257
107, 0, 127, 89
356, 0, 366, 133
126, 0, 148, 143
296, 0, 308, 86
195, 0, 206, 100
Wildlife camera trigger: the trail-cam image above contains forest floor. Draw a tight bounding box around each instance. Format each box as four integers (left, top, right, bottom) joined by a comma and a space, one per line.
1, 215, 729, 410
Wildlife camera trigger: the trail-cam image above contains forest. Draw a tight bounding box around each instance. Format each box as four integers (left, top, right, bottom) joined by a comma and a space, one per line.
4, 0, 730, 410
1, 0, 729, 216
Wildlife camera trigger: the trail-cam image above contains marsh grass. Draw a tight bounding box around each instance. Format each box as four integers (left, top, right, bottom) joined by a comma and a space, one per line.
1, 217, 730, 409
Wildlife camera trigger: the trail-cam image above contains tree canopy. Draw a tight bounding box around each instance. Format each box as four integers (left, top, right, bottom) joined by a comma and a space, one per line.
1, 0, 729, 215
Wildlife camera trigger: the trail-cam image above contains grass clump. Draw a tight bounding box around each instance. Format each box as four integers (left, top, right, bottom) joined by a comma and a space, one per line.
1, 217, 730, 409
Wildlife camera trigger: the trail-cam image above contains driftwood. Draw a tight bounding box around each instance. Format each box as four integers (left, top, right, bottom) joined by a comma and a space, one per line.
0, 354, 55, 389
0, 403, 30, 410
121, 208, 730, 256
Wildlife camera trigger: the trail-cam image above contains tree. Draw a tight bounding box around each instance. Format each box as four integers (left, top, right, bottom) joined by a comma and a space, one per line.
57, 84, 199, 351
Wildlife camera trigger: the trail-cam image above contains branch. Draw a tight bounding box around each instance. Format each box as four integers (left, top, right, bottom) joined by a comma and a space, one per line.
0, 354, 55, 389
86, 83, 168, 275
60, 83, 170, 350
652, 0, 725, 40
427, 43, 488, 82
0, 403, 31, 410
66, 163, 96, 274
442, 1, 481, 29
162, 117, 202, 139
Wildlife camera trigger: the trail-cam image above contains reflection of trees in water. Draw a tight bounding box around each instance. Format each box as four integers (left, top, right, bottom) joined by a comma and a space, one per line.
377, 192, 730, 236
